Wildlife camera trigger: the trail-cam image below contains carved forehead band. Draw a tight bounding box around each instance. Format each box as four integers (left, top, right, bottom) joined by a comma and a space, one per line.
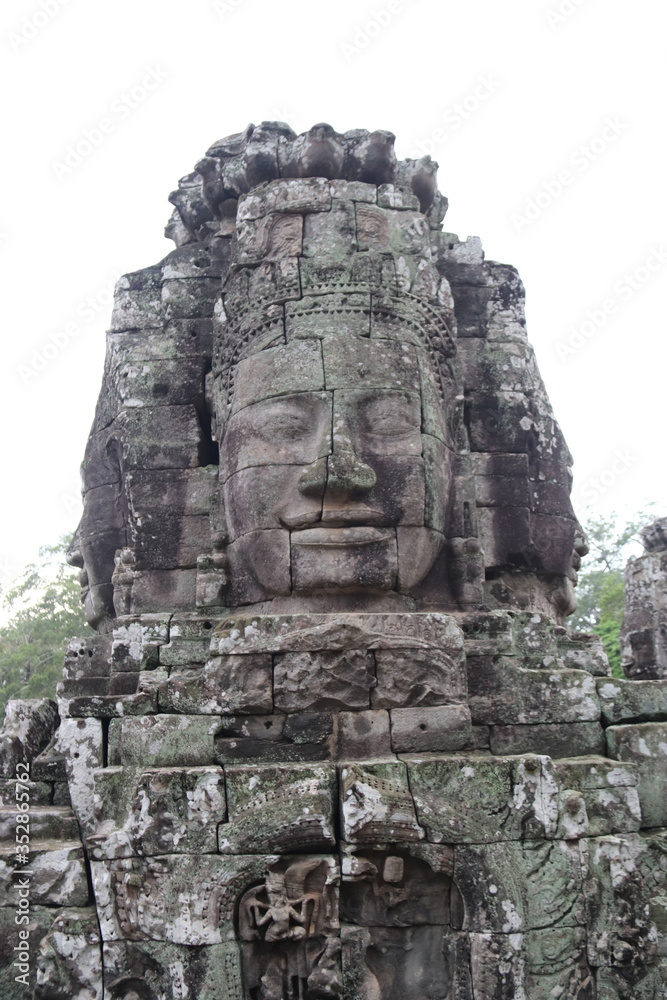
218, 278, 456, 416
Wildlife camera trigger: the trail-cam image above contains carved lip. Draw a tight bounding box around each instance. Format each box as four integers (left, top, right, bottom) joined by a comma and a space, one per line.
280, 510, 322, 529
281, 506, 386, 530
290, 526, 393, 547
321, 506, 386, 525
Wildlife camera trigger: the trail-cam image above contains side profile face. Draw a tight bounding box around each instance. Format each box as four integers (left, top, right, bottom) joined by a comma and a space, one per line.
219, 334, 452, 607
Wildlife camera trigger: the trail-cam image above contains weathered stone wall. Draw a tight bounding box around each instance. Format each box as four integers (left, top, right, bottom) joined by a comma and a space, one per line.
68, 122, 584, 631
0, 125, 665, 1000
2, 610, 667, 998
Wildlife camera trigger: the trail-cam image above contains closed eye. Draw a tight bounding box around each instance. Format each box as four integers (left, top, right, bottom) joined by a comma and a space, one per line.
262, 404, 314, 440
360, 398, 420, 436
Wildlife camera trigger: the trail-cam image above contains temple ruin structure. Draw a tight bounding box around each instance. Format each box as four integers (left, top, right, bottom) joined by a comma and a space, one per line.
1, 123, 666, 999
621, 516, 667, 682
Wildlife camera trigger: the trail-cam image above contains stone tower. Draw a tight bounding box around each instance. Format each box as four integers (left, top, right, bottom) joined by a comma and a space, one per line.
620, 516, 667, 680
1, 124, 666, 999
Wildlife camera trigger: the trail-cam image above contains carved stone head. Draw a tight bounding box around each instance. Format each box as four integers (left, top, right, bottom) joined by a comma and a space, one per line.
213, 178, 459, 611
70, 122, 585, 626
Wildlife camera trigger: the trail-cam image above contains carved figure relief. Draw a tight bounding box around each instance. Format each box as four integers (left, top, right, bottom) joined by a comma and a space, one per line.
340, 852, 461, 1000
238, 857, 342, 1000
7, 123, 663, 1000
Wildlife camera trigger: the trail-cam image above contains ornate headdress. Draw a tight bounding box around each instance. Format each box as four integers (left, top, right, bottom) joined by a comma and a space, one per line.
167, 124, 459, 421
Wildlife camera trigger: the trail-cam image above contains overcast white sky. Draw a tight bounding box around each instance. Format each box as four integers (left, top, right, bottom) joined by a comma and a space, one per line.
0, 0, 665, 585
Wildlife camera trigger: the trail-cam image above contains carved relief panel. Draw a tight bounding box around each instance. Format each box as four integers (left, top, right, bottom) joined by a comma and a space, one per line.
238, 857, 342, 1000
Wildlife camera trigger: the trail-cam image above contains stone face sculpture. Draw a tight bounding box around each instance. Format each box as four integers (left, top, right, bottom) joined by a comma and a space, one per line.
216, 185, 456, 612
1, 123, 666, 1000
620, 516, 667, 679
66, 121, 585, 628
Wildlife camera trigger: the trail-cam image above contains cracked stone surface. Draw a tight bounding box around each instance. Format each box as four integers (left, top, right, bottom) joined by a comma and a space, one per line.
1, 123, 665, 999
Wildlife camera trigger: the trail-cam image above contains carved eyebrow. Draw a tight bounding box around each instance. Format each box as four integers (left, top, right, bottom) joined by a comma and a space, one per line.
256, 395, 324, 421
358, 394, 421, 426
263, 394, 313, 408
254, 391, 327, 409
362, 393, 420, 411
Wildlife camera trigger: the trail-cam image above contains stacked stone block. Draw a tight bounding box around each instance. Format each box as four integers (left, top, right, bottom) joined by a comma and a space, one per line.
0, 124, 665, 998
3, 609, 667, 997
621, 517, 667, 679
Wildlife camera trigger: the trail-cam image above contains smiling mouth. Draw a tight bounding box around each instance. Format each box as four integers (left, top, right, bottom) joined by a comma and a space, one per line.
281, 506, 387, 530
290, 526, 394, 548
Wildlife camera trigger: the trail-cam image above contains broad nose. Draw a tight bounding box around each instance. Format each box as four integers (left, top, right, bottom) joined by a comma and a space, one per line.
298, 418, 376, 498
325, 448, 376, 497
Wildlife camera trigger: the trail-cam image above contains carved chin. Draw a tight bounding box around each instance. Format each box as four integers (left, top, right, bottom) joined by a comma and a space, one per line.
228, 525, 444, 603
291, 528, 398, 592
396, 527, 444, 592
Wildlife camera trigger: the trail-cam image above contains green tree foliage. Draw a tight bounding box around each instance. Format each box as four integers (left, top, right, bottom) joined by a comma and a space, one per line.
0, 538, 90, 717
569, 510, 656, 677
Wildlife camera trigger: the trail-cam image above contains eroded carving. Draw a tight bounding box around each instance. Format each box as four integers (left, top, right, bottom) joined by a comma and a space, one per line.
4, 122, 665, 1000
340, 851, 462, 1000
238, 857, 342, 1000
